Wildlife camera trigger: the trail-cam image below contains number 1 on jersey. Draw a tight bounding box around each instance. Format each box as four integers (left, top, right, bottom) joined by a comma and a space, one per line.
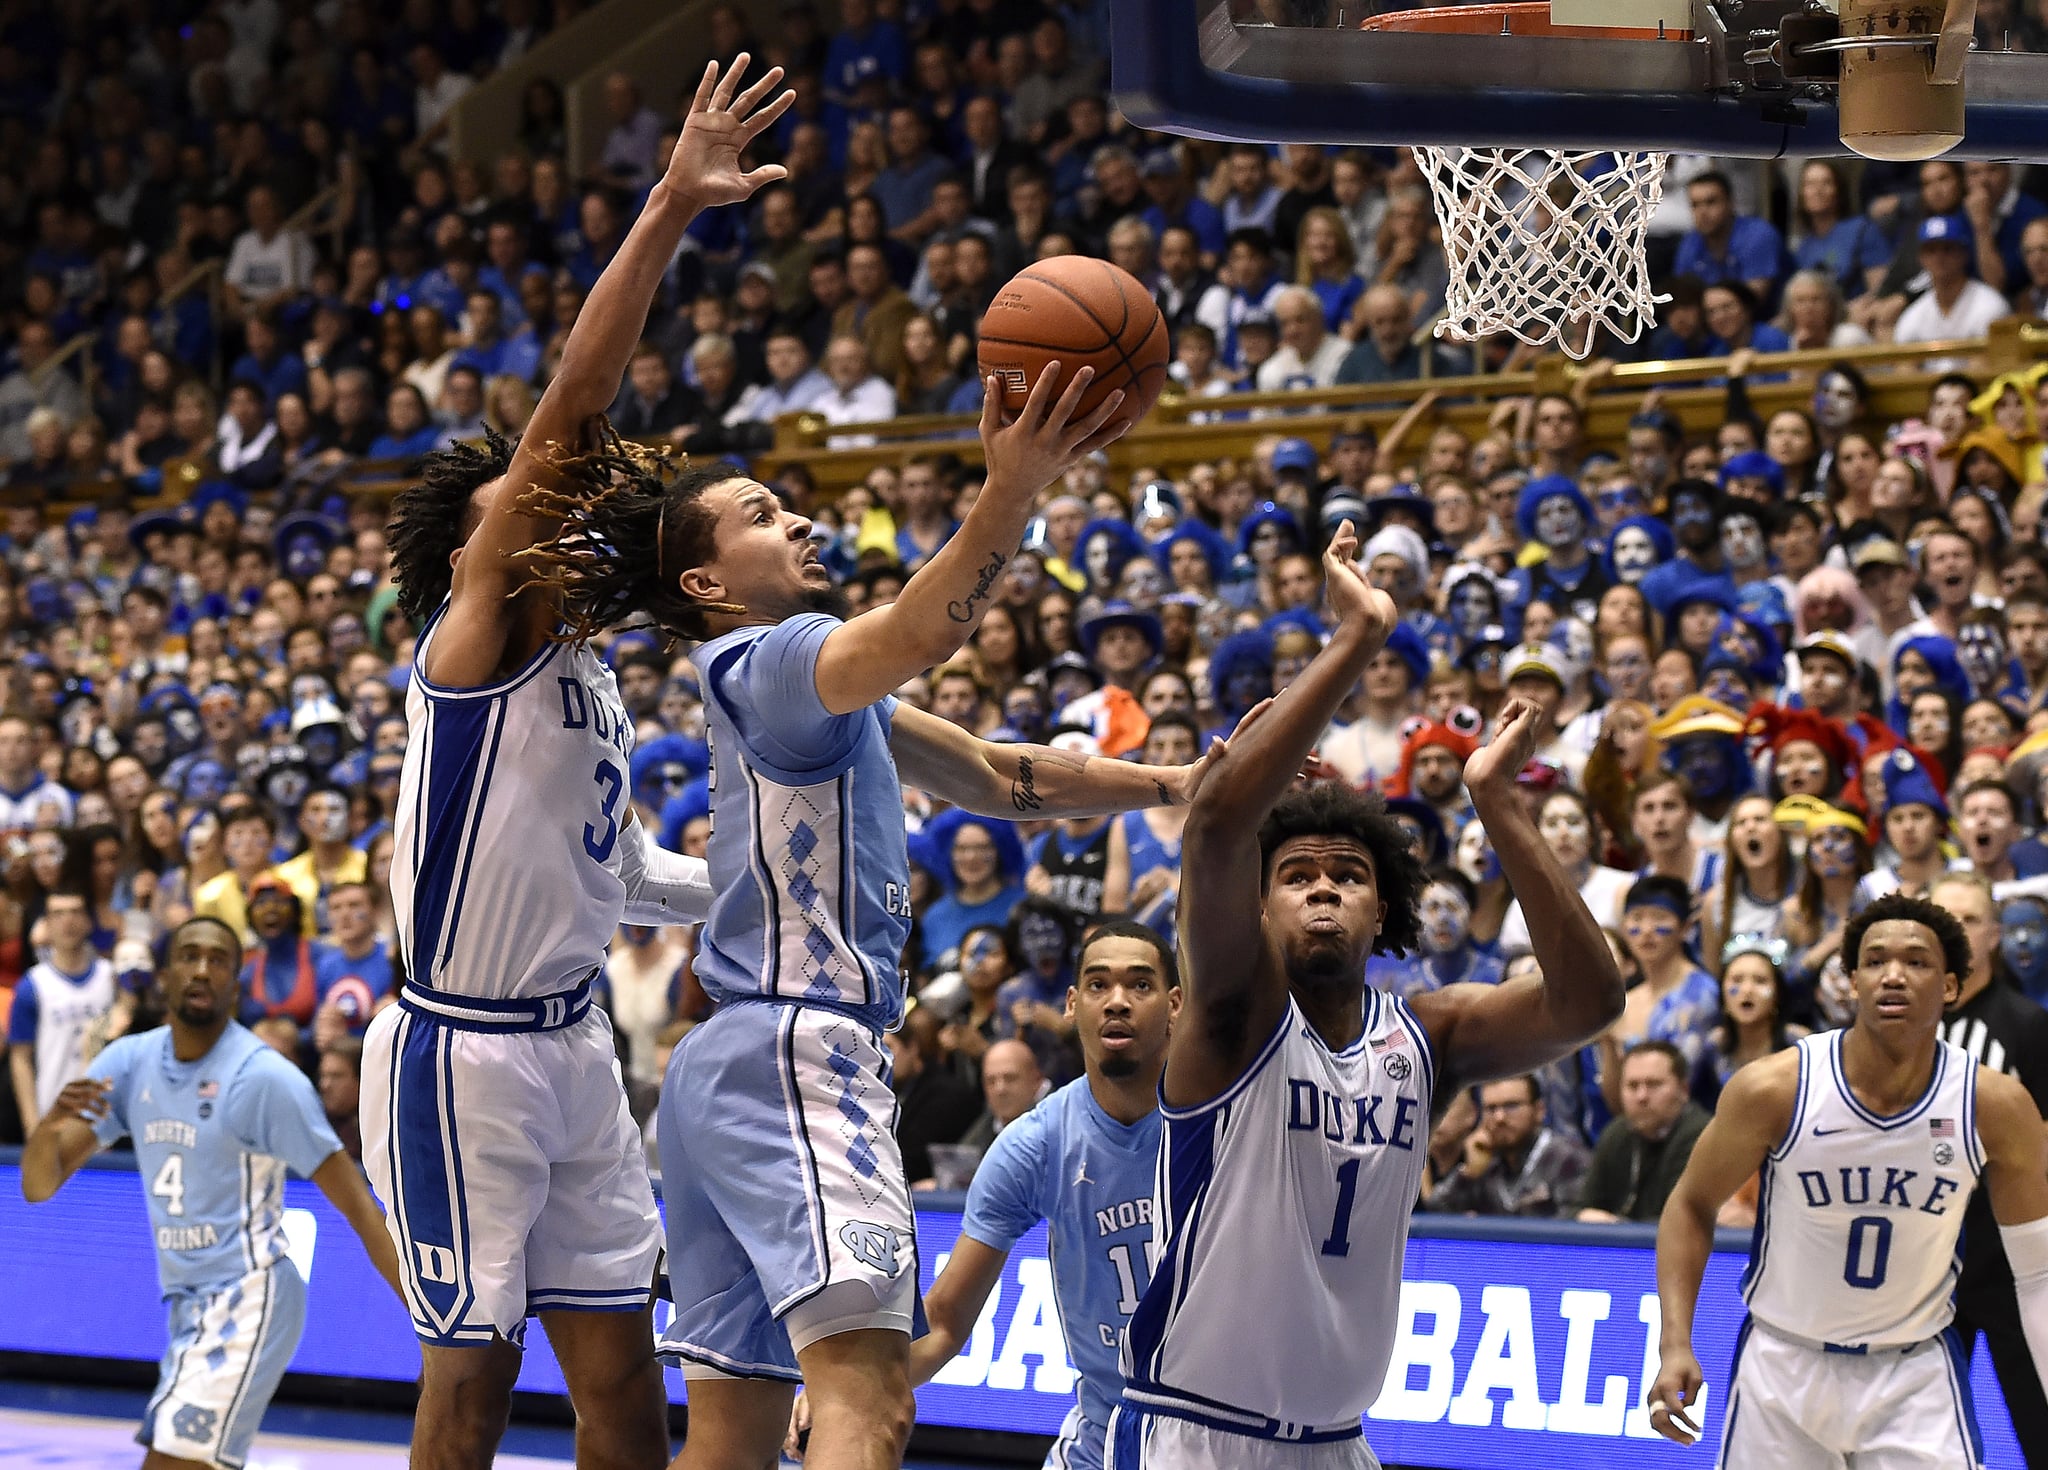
1321, 1158, 1361, 1258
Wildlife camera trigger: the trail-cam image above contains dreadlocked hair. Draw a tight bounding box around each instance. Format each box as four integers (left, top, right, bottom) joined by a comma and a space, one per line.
1258, 783, 1427, 958
388, 427, 516, 629
511, 419, 744, 645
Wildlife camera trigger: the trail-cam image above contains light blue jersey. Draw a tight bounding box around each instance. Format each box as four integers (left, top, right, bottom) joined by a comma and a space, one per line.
964, 1078, 1162, 1470
693, 614, 912, 1032
88, 1023, 343, 1294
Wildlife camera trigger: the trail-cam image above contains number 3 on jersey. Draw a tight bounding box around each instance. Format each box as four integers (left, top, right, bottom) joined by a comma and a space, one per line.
585, 760, 623, 862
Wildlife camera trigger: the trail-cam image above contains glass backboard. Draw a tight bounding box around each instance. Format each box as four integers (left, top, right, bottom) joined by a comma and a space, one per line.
1110, 0, 2048, 158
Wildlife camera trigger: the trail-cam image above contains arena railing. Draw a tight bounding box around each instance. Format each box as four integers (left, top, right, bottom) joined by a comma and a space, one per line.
35, 322, 2048, 520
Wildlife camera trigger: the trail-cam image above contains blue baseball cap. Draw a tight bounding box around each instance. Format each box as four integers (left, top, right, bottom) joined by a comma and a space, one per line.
1919, 213, 1974, 248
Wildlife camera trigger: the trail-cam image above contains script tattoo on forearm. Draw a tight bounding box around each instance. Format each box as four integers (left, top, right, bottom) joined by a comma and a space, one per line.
1155, 779, 1173, 806
946, 552, 1008, 623
1010, 753, 1044, 812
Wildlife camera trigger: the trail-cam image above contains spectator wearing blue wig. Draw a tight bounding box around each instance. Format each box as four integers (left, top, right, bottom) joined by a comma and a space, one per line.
1202, 627, 1275, 745
1072, 516, 1150, 599
918, 807, 1027, 972
1512, 474, 1609, 623
1153, 519, 1232, 598
1888, 633, 1973, 739
656, 777, 711, 855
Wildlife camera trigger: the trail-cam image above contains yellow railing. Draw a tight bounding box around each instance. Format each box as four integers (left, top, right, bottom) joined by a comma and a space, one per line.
757, 319, 2047, 494
38, 318, 2048, 519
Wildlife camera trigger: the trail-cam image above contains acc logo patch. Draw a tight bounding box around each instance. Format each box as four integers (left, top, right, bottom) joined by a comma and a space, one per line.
1932, 1141, 1955, 1167
1382, 1053, 1413, 1082
839, 1221, 907, 1277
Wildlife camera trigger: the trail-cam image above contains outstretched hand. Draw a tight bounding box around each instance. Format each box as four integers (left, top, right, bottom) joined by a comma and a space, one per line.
1464, 696, 1547, 796
1321, 520, 1397, 645
664, 55, 796, 209
977, 362, 1130, 496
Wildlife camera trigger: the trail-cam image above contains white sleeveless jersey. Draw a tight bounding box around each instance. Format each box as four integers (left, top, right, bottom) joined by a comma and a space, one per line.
392, 607, 633, 1000
1743, 1029, 1984, 1350
1122, 992, 1437, 1432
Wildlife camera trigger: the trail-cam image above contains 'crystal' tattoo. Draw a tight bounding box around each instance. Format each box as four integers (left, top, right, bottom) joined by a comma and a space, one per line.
946, 552, 1008, 623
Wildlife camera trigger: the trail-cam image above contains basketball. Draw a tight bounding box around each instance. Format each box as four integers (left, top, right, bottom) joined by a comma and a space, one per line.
977, 257, 1170, 429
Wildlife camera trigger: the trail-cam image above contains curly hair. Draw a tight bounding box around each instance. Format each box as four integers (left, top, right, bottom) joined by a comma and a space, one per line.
1839, 890, 1972, 986
511, 421, 747, 645
1257, 783, 1425, 957
387, 427, 515, 629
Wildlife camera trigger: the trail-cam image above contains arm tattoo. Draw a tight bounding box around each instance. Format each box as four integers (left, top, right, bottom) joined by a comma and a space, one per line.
945, 552, 1009, 623
1155, 779, 1174, 806
1010, 753, 1044, 812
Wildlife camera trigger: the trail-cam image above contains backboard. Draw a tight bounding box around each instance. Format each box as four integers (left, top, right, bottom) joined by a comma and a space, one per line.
1110, 0, 2048, 158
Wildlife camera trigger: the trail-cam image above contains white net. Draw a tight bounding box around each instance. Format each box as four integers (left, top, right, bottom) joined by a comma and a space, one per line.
1413, 147, 1668, 360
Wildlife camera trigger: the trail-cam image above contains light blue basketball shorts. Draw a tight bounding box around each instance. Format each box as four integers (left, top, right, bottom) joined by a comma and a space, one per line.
656, 1001, 920, 1380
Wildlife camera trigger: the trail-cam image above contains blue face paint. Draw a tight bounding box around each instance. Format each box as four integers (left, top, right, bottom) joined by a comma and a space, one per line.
1672, 735, 1738, 803
2001, 902, 2048, 996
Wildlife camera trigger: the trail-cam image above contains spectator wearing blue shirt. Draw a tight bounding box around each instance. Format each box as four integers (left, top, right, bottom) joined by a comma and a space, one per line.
565, 190, 626, 289
1964, 160, 2048, 294
918, 811, 1027, 973
366, 382, 441, 460
477, 217, 547, 327
823, 0, 906, 105
1703, 280, 1792, 359
1673, 170, 1786, 305
310, 881, 391, 1037
450, 288, 542, 383
228, 312, 310, 406
1219, 143, 1283, 236
1789, 159, 1889, 299
873, 107, 951, 238
1139, 150, 1227, 262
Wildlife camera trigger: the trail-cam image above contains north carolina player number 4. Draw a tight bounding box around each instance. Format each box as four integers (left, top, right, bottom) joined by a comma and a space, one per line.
152, 1151, 185, 1217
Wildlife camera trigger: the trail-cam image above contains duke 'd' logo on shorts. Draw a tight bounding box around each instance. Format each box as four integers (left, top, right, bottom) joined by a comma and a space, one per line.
840, 1221, 908, 1277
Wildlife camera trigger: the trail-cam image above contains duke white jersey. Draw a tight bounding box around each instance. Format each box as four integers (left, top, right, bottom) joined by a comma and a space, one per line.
1743, 1029, 1984, 1350
393, 605, 634, 1000
1123, 992, 1436, 1433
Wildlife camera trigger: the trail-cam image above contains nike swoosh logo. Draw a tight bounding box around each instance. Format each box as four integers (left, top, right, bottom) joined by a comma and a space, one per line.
1812, 1126, 1851, 1137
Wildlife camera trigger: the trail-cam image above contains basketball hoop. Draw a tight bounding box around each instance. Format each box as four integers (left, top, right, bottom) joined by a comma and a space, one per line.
1362, 4, 1684, 359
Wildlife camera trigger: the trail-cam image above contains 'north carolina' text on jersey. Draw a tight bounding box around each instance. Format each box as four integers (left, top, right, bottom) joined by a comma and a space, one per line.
393, 605, 634, 999
87, 1022, 344, 1294
1743, 1029, 1984, 1350
1123, 992, 1436, 1433
965, 1076, 1163, 1470
693, 614, 911, 1032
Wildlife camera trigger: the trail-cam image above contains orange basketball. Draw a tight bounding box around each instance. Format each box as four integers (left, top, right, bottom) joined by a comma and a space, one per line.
977, 256, 1170, 429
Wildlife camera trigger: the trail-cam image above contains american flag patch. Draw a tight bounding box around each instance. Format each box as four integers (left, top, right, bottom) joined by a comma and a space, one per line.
1371, 1033, 1404, 1052
197, 1081, 219, 1099
1930, 1117, 1955, 1138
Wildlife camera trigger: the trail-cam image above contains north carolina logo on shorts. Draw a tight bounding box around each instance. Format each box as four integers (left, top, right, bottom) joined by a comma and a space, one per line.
838, 1221, 907, 1277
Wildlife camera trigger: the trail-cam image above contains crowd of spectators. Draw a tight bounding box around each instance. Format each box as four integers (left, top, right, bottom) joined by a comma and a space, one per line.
9, 3, 2048, 1407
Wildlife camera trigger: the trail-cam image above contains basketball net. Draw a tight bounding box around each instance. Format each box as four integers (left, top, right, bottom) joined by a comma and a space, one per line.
1413, 147, 1667, 360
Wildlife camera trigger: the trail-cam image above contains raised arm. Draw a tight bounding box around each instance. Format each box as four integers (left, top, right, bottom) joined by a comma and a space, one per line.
19, 1078, 112, 1202
814, 368, 1130, 716
1646, 1053, 1796, 1446
1409, 699, 1626, 1085
311, 1150, 407, 1303
1167, 527, 1395, 1105
889, 703, 1234, 821
425, 56, 793, 689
